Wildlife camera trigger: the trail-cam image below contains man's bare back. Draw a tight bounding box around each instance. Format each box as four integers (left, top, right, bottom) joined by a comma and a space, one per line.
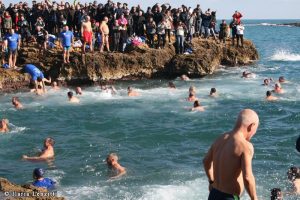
203, 109, 259, 200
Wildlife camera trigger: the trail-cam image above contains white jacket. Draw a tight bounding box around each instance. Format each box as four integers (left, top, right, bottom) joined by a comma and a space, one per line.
237, 25, 245, 35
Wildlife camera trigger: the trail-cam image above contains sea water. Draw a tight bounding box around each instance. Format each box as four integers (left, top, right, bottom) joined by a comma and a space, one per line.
0, 20, 300, 200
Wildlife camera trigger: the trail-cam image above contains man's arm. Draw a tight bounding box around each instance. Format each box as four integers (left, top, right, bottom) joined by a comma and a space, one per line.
203, 146, 214, 185
241, 143, 258, 200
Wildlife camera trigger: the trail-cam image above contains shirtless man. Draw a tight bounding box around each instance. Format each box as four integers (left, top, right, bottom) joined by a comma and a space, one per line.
23, 137, 55, 161
242, 71, 253, 78
12, 97, 23, 109
100, 17, 110, 52
273, 83, 284, 94
68, 91, 80, 103
35, 85, 44, 95
81, 16, 93, 54
128, 87, 140, 97
287, 167, 300, 194
51, 81, 60, 90
203, 109, 259, 200
266, 91, 278, 101
106, 153, 126, 179
181, 74, 190, 81
0, 119, 9, 133
191, 100, 205, 112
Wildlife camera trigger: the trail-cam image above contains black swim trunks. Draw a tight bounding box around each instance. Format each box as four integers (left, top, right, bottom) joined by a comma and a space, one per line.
208, 188, 240, 200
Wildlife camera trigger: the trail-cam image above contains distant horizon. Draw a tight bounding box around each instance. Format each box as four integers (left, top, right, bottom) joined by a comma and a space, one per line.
1, 0, 300, 19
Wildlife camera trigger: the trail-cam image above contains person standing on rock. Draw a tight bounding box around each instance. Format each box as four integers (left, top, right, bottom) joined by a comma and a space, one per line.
236, 22, 245, 48
230, 18, 238, 46
59, 25, 74, 64
232, 11, 243, 24
203, 109, 259, 200
81, 16, 93, 54
3, 28, 20, 69
100, 17, 110, 52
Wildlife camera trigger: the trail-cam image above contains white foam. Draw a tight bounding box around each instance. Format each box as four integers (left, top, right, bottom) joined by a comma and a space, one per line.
270, 50, 300, 61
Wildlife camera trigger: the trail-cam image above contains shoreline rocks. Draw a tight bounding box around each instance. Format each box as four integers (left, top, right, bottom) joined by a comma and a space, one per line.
0, 38, 259, 93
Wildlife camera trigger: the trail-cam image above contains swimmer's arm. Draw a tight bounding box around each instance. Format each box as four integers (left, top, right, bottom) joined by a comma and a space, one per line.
203, 146, 214, 185
110, 167, 126, 180
241, 144, 258, 200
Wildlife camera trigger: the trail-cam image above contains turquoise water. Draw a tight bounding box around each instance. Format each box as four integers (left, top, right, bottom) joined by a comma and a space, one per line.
1, 20, 300, 200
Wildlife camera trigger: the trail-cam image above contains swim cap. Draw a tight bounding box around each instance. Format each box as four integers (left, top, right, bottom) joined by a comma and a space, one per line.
296, 135, 300, 153
33, 168, 44, 178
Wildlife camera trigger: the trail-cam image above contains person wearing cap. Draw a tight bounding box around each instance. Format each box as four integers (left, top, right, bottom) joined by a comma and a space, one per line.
23, 137, 55, 161
32, 168, 55, 190
0, 119, 9, 133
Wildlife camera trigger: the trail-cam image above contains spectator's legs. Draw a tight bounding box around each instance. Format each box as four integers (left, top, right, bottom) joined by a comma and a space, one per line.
237, 34, 240, 47
162, 34, 166, 48
12, 51, 17, 68
63, 48, 67, 63
204, 27, 209, 38
105, 35, 110, 52
8, 52, 13, 68
241, 35, 244, 47
66, 49, 70, 63
166, 29, 171, 43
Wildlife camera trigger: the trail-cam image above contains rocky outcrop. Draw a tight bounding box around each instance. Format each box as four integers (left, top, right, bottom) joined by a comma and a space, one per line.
0, 38, 259, 92
0, 178, 64, 200
281, 22, 300, 27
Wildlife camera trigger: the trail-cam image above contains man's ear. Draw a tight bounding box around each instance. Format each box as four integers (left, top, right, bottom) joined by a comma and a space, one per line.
247, 123, 254, 133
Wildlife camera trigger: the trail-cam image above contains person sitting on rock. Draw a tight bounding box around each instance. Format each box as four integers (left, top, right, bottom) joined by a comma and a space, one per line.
106, 153, 126, 180
68, 91, 80, 103
191, 100, 205, 112
32, 168, 56, 190
127, 87, 140, 97
23, 137, 55, 161
12, 97, 23, 109
0, 119, 9, 133
266, 91, 278, 101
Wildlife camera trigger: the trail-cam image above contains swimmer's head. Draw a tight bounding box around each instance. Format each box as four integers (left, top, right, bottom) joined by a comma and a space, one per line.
44, 137, 55, 147
33, 168, 44, 179
189, 92, 194, 98
271, 188, 283, 200
287, 166, 300, 182
1, 119, 9, 128
264, 79, 269, 85
266, 91, 272, 97
52, 81, 58, 87
12, 97, 20, 105
275, 83, 281, 89
76, 87, 82, 95
234, 109, 259, 141
106, 153, 119, 166
67, 91, 73, 98
210, 88, 216, 95
38, 85, 42, 89
127, 87, 132, 92
279, 76, 285, 83
189, 86, 196, 93
194, 100, 200, 107
168, 82, 176, 88
296, 136, 300, 153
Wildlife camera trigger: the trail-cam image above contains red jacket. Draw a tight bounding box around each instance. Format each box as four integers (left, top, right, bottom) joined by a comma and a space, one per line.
233, 12, 243, 23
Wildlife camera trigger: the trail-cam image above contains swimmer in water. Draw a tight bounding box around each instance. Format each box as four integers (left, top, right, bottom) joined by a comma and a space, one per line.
273, 83, 284, 94
262, 79, 270, 86
106, 153, 126, 179
209, 88, 218, 97
279, 76, 287, 83
271, 188, 283, 200
35, 85, 44, 95
287, 166, 300, 194
187, 92, 198, 102
127, 87, 140, 97
68, 91, 80, 103
241, 71, 253, 78
181, 74, 190, 81
168, 82, 176, 89
266, 91, 278, 101
23, 137, 55, 161
189, 86, 196, 94
0, 119, 9, 133
51, 81, 60, 90
191, 100, 205, 112
12, 97, 23, 109
76, 87, 82, 95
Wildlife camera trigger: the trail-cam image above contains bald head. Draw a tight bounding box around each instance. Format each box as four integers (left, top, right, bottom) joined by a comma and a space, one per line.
235, 109, 259, 141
